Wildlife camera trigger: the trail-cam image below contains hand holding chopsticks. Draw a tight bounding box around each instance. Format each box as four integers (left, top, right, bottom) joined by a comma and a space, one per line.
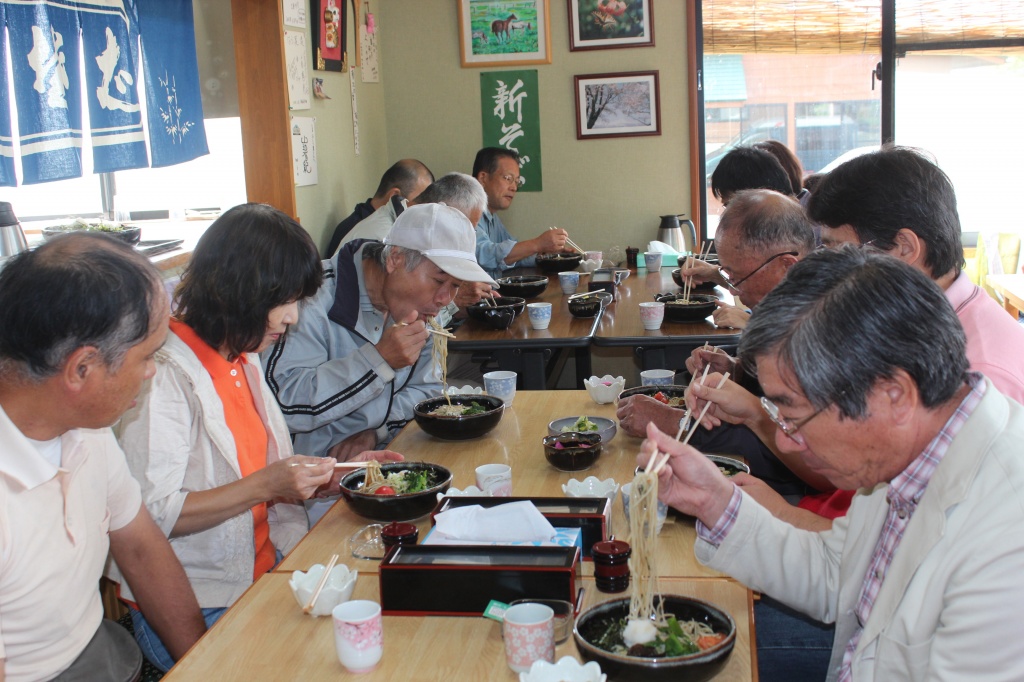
548, 226, 585, 255
651, 372, 730, 476
303, 554, 339, 614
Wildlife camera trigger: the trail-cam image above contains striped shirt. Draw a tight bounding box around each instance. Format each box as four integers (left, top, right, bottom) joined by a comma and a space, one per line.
837, 374, 985, 681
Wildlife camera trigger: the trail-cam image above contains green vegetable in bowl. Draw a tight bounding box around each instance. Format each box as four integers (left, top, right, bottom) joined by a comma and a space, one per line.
562, 415, 599, 433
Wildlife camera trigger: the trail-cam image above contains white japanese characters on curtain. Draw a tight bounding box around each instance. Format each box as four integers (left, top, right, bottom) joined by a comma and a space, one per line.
0, 0, 208, 187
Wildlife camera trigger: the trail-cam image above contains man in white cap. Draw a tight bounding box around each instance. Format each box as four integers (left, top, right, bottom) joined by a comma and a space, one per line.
264, 203, 497, 471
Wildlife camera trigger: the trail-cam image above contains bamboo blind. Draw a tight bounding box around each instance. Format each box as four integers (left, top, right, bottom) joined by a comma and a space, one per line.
704, 0, 1024, 54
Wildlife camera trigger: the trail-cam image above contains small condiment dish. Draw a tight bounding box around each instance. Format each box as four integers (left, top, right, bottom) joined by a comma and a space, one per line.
579, 259, 601, 273
562, 476, 619, 500
444, 385, 484, 397
289, 563, 358, 616
519, 656, 606, 682
437, 484, 492, 500
548, 416, 616, 445
583, 375, 625, 404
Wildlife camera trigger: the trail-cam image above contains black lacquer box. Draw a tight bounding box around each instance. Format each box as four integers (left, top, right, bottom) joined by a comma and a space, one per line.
431, 496, 611, 559
378, 544, 579, 616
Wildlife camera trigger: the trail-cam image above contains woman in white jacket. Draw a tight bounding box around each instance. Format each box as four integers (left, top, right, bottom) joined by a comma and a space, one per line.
114, 204, 401, 671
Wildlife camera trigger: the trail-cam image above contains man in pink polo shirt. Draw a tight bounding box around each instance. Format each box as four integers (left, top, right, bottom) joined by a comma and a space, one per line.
0, 234, 205, 681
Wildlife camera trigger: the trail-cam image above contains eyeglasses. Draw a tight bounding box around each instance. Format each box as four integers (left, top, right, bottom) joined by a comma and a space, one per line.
760, 395, 832, 437
499, 173, 524, 187
720, 251, 798, 290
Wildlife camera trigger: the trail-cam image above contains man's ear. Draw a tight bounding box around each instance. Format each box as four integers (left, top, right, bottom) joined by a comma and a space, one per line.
385, 247, 404, 274
62, 346, 101, 392
383, 187, 403, 201
892, 228, 925, 268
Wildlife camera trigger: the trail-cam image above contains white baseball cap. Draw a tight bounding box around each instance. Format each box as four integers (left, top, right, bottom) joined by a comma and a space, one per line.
385, 203, 497, 285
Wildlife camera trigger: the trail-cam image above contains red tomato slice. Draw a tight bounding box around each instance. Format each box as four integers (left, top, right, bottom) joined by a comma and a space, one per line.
653, 391, 669, 404
374, 486, 396, 496
697, 634, 726, 650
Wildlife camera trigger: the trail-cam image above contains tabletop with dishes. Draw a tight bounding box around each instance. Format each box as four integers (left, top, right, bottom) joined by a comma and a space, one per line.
450, 252, 743, 390
164, 384, 758, 682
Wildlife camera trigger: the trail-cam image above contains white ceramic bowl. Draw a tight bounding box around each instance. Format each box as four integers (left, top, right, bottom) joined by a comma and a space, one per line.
583, 375, 625, 405
289, 563, 358, 616
520, 656, 606, 682
444, 385, 484, 396
562, 476, 619, 500
437, 485, 491, 500
548, 416, 617, 445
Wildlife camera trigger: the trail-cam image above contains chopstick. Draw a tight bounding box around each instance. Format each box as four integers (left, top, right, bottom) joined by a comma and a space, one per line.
288, 460, 370, 469
426, 326, 457, 339
303, 553, 339, 614
652, 372, 730, 476
673, 364, 710, 440
549, 226, 586, 255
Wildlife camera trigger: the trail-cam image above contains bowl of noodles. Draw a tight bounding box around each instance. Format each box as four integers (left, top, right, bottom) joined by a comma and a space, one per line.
573, 594, 736, 682
653, 293, 718, 323
413, 394, 505, 441
466, 297, 527, 330
339, 461, 453, 522
495, 275, 549, 299
617, 385, 689, 408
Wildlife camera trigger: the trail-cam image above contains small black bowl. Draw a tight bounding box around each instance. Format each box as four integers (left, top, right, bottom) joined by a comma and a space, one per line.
413, 394, 505, 440
495, 275, 548, 299
466, 296, 527, 329
677, 254, 720, 268
654, 293, 718, 323
568, 291, 612, 318
671, 268, 719, 293
574, 594, 736, 682
537, 252, 583, 274
618, 384, 689, 407
339, 461, 453, 522
543, 432, 603, 471
707, 454, 750, 478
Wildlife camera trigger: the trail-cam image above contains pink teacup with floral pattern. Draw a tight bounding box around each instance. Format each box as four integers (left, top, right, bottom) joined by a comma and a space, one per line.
333, 600, 383, 673
502, 602, 555, 673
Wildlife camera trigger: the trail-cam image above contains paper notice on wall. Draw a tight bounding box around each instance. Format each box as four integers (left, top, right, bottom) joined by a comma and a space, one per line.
360, 25, 380, 83
283, 0, 306, 28
284, 30, 311, 110
291, 116, 318, 186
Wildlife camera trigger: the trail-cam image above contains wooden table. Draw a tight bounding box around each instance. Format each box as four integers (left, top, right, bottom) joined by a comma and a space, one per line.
594, 268, 742, 371
987, 274, 1024, 318
163, 574, 754, 681
280, 390, 724, 580
450, 271, 600, 390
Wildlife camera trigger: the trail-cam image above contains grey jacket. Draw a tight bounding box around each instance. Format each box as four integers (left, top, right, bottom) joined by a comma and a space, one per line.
262, 240, 442, 458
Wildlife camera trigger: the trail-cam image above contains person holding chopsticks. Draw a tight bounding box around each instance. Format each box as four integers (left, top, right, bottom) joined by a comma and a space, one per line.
110, 204, 403, 672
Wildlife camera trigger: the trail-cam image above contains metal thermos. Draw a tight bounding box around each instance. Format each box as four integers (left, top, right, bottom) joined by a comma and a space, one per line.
657, 214, 697, 254
0, 202, 28, 260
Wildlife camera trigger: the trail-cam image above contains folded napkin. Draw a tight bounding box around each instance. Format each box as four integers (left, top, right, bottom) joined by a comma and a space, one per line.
646, 240, 681, 256
433, 501, 556, 542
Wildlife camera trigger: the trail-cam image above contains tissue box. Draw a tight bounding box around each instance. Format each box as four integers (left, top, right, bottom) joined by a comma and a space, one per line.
379, 545, 579, 616
421, 525, 583, 552
432, 496, 610, 559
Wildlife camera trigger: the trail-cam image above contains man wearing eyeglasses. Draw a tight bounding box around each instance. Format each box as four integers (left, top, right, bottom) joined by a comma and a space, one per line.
472, 147, 570, 278
640, 246, 1024, 681
618, 190, 823, 495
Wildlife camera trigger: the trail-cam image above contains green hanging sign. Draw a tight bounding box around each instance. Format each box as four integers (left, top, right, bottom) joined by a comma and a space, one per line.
480, 69, 542, 192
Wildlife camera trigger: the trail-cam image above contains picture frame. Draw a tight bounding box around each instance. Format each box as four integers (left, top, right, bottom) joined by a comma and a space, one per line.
458, 0, 552, 68
574, 71, 660, 140
567, 0, 654, 51
311, 0, 347, 72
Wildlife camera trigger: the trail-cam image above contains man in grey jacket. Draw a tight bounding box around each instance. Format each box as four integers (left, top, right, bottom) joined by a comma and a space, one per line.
638, 246, 1024, 680
264, 203, 497, 466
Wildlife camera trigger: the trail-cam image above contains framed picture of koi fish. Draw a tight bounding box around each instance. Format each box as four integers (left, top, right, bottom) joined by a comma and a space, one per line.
568, 0, 654, 51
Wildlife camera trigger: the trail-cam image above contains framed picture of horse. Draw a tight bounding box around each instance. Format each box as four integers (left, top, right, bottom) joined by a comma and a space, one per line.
458, 0, 552, 68
573, 71, 660, 140
568, 0, 654, 51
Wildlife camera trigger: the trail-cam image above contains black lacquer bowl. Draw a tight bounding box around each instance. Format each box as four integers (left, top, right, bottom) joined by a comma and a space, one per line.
537, 252, 583, 274
542, 432, 603, 471
574, 594, 736, 682
495, 275, 548, 299
465, 297, 527, 329
654, 293, 718, 323
617, 384, 689, 406
413, 394, 505, 440
671, 268, 719, 293
339, 461, 453, 521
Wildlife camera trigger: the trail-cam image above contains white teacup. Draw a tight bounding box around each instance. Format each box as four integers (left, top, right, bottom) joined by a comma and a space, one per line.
333, 600, 383, 673
475, 463, 512, 497
484, 370, 517, 405
640, 369, 675, 386
639, 301, 665, 330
